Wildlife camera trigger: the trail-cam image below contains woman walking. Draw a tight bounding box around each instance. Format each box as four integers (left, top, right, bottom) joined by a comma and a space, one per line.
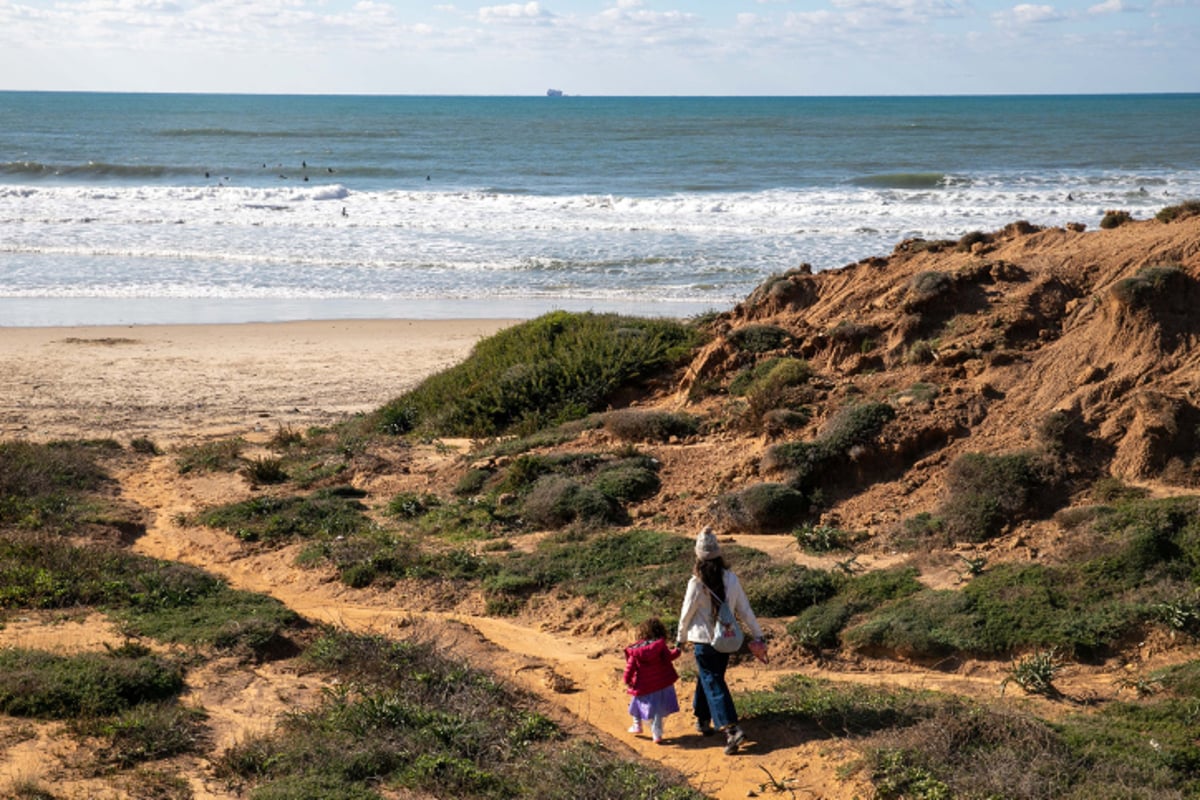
677, 525, 766, 755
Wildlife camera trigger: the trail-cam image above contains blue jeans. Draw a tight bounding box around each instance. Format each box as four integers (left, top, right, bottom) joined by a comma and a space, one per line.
691, 643, 738, 730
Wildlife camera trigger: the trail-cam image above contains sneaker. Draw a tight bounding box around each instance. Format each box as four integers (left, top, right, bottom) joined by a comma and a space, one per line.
695, 718, 715, 736
628, 722, 643, 734
723, 725, 745, 755
651, 718, 664, 742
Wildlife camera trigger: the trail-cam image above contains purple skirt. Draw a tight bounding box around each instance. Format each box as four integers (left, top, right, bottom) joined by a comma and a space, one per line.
628, 685, 680, 720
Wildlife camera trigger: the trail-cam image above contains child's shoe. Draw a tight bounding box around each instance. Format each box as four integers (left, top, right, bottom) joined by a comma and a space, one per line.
651, 717, 664, 743
628, 719, 643, 734
723, 725, 745, 755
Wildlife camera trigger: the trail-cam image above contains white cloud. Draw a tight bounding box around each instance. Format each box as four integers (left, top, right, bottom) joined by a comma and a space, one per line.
1089, 0, 1142, 12
995, 3, 1067, 24
478, 1, 548, 22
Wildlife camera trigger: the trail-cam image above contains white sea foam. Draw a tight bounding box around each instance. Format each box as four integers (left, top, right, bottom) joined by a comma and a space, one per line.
1, 176, 1195, 325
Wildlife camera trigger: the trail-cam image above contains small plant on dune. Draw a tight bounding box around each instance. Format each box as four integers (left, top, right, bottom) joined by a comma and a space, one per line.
794, 522, 860, 553
1156, 199, 1200, 223
1110, 263, 1185, 308
727, 323, 791, 353
718, 482, 808, 533
175, 437, 245, 474
905, 270, 954, 310
601, 409, 699, 442
1100, 209, 1133, 229
938, 451, 1053, 542
387, 491, 441, 519
241, 455, 288, 486
1001, 648, 1063, 697
762, 401, 896, 491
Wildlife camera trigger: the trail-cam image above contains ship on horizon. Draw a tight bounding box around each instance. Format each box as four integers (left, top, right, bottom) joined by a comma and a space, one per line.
546, 88, 564, 97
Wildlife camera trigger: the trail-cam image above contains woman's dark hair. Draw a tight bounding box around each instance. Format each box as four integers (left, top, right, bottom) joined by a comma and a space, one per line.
636, 617, 668, 642
694, 557, 727, 604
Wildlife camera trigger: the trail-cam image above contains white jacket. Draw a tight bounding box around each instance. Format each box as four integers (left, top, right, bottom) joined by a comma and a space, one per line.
677, 570, 764, 645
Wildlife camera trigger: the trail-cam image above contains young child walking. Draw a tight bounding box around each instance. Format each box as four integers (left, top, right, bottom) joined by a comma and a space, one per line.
622, 617, 682, 744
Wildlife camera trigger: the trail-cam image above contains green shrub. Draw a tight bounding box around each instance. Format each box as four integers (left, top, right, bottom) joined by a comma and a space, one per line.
1100, 209, 1133, 229
1002, 648, 1064, 697
0, 648, 184, 719
375, 312, 697, 438
727, 324, 790, 353
788, 568, 923, 649
763, 401, 895, 490
719, 482, 808, 533
746, 565, 837, 617
1156, 200, 1200, 223
194, 487, 372, 544
75, 702, 208, 767
590, 463, 661, 503
601, 409, 699, 442
0, 440, 110, 530
1110, 264, 1185, 308
520, 476, 616, 529
907, 271, 954, 308
175, 437, 245, 474
939, 451, 1051, 542
242, 456, 289, 486
453, 468, 491, 497
387, 491, 440, 519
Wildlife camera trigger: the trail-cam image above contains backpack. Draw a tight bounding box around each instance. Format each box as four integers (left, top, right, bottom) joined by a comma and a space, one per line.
705, 585, 744, 654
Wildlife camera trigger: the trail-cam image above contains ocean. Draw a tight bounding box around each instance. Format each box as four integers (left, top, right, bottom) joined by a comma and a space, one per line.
2, 92, 1198, 327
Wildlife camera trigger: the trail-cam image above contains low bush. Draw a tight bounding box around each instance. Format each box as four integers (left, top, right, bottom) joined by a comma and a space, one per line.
763, 401, 896, 491
1100, 209, 1133, 229
938, 451, 1054, 542
75, 702, 209, 767
1156, 199, 1200, 223
727, 323, 790, 353
601, 409, 699, 442
175, 437, 245, 474
375, 312, 698, 438
0, 440, 110, 531
718, 482, 808, 533
521, 475, 617, 529
906, 271, 954, 309
193, 487, 372, 544
1110, 264, 1185, 308
0, 647, 184, 719
787, 567, 923, 650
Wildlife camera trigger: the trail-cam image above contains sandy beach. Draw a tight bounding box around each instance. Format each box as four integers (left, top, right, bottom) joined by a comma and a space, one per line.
0, 319, 517, 444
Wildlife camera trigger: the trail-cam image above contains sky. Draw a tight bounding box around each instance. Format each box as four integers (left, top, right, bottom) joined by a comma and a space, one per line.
1, 0, 1197, 95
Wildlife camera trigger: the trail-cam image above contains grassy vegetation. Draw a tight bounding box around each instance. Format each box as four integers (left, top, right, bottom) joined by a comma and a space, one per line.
375, 312, 700, 438
0, 644, 183, 718
218, 628, 703, 800
601, 409, 700, 442
0, 439, 112, 531
807, 495, 1200, 660
1110, 264, 1186, 308
936, 450, 1058, 542
761, 400, 896, 495
1100, 209, 1134, 229
1156, 200, 1200, 223
191, 486, 374, 544
737, 674, 1200, 799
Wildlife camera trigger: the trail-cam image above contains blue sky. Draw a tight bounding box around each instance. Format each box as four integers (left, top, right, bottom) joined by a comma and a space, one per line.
1, 0, 1196, 95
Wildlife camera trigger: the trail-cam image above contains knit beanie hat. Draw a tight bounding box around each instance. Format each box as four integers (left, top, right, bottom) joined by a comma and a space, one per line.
695, 525, 721, 560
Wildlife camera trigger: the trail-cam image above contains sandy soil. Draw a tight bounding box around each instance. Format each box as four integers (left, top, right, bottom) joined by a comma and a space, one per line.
0, 319, 516, 444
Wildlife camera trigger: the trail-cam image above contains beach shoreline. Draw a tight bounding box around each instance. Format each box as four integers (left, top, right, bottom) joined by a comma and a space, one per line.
0, 318, 518, 444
